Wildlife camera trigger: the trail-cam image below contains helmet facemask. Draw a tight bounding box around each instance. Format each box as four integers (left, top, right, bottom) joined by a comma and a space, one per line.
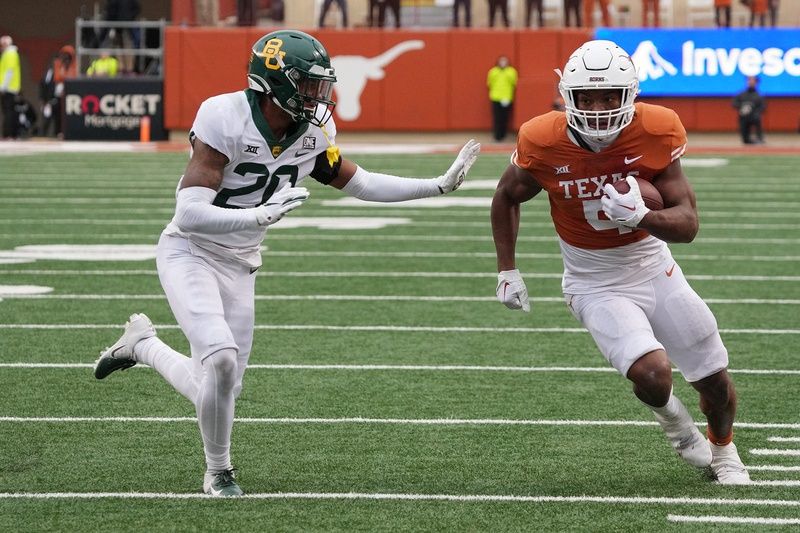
557, 40, 639, 143
561, 85, 637, 141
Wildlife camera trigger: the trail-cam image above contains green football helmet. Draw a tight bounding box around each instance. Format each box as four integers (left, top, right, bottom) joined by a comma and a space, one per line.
247, 30, 337, 127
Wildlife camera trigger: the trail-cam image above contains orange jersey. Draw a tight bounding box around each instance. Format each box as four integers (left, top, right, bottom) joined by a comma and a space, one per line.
513, 102, 686, 250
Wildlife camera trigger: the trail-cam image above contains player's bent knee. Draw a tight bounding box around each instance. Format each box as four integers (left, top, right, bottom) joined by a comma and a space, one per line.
627, 351, 672, 395
203, 348, 239, 388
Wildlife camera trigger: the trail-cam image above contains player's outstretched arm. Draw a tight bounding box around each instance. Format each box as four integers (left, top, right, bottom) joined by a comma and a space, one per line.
174, 138, 309, 234
491, 164, 542, 312
325, 139, 480, 202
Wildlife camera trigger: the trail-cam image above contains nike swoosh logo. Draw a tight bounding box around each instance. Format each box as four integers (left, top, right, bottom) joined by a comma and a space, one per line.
620, 204, 637, 211
207, 487, 222, 496
295, 150, 312, 157
624, 155, 644, 164
666, 264, 676, 277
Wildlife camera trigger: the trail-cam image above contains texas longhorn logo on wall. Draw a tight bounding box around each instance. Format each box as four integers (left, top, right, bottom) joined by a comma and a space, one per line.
63, 78, 167, 140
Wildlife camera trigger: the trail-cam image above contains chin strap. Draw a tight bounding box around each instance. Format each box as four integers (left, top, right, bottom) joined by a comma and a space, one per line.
567, 127, 620, 153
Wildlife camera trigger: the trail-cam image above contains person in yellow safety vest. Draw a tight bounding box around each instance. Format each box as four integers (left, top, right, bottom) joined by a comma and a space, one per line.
487, 55, 518, 142
0, 35, 22, 139
87, 53, 119, 77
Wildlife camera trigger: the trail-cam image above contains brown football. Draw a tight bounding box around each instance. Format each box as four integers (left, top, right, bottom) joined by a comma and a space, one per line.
613, 177, 664, 211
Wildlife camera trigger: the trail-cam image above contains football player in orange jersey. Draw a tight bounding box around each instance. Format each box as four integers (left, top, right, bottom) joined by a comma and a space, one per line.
491, 40, 750, 484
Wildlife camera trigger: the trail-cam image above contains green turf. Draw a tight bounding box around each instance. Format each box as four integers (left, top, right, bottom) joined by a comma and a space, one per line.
0, 151, 799, 531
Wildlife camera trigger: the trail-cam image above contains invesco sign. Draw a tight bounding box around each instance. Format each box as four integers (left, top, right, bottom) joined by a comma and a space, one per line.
63, 79, 167, 140
596, 28, 800, 97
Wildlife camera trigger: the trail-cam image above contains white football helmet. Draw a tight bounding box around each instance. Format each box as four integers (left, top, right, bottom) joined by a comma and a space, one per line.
557, 40, 639, 142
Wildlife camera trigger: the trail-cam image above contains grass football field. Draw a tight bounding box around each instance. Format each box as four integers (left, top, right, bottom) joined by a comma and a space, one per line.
0, 149, 798, 531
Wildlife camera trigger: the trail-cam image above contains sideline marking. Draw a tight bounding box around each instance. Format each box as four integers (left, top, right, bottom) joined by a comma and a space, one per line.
1, 363, 799, 376
0, 492, 796, 507
1, 324, 798, 334
1, 416, 798, 430
667, 515, 800, 526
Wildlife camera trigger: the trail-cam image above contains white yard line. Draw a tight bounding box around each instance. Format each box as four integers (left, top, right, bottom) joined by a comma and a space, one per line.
1, 324, 798, 334
768, 437, 800, 442
0, 491, 798, 506
747, 466, 800, 472
1, 417, 798, 430
3, 294, 799, 305
750, 449, 800, 457
667, 515, 800, 526
0, 269, 797, 282
2, 363, 799, 376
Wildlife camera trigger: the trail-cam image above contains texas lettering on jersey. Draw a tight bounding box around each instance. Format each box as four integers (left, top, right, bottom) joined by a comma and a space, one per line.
514, 102, 687, 250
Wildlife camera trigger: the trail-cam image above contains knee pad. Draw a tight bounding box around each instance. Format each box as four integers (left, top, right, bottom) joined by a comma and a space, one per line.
203, 348, 238, 389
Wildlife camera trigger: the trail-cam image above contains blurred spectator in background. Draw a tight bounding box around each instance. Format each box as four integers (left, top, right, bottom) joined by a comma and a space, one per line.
768, 0, 779, 26
583, 0, 611, 27
13, 94, 37, 139
105, 0, 141, 73
525, 0, 544, 27
488, 0, 510, 28
88, 52, 120, 77
453, 0, 472, 27
195, 0, 219, 26
487, 55, 517, 142
0, 35, 21, 139
377, 0, 401, 28
642, 0, 660, 27
714, 0, 732, 27
237, 0, 256, 26
732, 76, 765, 145
39, 45, 76, 138
564, 0, 582, 27
319, 0, 349, 28
748, 0, 767, 26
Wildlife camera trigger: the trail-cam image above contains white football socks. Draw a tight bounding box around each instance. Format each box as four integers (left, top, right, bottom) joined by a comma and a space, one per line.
135, 336, 199, 403
643, 390, 695, 432
196, 349, 238, 473
134, 338, 238, 473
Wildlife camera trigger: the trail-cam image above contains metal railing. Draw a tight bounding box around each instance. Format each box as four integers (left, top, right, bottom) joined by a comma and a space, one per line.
75, 18, 166, 77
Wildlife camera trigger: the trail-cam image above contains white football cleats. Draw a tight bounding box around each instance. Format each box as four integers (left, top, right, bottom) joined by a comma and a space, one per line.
601, 176, 650, 228
496, 269, 530, 312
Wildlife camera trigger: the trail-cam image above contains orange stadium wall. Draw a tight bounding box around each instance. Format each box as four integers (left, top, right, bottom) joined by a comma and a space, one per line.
164, 27, 800, 133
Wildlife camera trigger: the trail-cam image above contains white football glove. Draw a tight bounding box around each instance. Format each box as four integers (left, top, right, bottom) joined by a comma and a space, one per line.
254, 186, 310, 226
436, 139, 481, 194
601, 176, 650, 228
496, 269, 530, 312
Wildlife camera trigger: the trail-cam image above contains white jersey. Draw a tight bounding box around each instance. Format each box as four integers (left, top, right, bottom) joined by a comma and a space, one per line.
163, 90, 338, 267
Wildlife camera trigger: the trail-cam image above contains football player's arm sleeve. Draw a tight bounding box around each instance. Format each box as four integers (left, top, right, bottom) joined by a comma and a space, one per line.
340, 164, 442, 202
173, 187, 262, 234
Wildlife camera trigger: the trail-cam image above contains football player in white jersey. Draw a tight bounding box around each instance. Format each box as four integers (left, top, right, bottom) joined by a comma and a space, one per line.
491, 40, 749, 484
94, 30, 480, 497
